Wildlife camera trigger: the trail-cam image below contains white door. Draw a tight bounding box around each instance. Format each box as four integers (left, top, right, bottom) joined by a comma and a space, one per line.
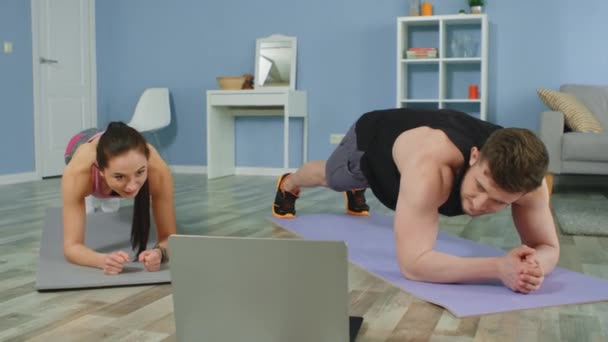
32, 0, 97, 177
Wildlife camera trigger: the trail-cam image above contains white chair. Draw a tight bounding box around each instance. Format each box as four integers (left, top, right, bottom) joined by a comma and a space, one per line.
127, 87, 171, 154
128, 88, 171, 133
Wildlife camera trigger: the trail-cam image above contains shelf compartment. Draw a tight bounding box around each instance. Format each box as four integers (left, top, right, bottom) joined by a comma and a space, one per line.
397, 14, 487, 120
443, 63, 481, 100
401, 25, 439, 59
403, 63, 439, 100
444, 22, 482, 58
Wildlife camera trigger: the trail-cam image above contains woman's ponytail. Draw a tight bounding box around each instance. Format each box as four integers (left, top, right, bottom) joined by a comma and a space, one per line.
131, 180, 150, 258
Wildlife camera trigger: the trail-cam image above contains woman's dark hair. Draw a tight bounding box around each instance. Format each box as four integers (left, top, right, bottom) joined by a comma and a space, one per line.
97, 122, 151, 258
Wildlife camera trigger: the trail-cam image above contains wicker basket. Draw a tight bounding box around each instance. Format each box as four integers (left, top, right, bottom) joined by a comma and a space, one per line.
216, 76, 246, 90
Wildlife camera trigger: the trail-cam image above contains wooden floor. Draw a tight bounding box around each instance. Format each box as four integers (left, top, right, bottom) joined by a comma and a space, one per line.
1, 174, 607, 341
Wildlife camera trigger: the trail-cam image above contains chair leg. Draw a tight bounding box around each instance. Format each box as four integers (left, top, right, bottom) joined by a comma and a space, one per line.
151, 131, 162, 150
148, 131, 172, 169
545, 173, 554, 197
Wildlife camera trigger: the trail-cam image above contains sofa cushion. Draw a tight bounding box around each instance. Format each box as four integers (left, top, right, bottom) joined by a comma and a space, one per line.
560, 84, 608, 129
537, 88, 604, 133
562, 132, 608, 162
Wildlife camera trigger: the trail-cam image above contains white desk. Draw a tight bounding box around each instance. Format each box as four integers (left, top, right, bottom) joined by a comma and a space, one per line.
206, 89, 308, 179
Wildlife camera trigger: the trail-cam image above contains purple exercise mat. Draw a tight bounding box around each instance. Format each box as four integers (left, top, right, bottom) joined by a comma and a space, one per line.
270, 213, 608, 317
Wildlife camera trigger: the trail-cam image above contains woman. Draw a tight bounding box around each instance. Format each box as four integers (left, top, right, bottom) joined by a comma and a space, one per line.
62, 122, 176, 275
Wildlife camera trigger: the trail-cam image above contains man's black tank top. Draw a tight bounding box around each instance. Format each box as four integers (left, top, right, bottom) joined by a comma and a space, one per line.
355, 108, 502, 216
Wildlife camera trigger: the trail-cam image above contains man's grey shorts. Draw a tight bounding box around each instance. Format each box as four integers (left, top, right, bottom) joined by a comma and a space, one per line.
325, 123, 369, 192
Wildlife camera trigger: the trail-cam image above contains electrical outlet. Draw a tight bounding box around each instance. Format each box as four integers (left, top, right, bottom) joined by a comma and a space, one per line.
3, 41, 13, 54
329, 133, 345, 144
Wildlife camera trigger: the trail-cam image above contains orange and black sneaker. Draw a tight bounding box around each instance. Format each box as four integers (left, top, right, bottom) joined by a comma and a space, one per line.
344, 189, 370, 216
272, 173, 299, 218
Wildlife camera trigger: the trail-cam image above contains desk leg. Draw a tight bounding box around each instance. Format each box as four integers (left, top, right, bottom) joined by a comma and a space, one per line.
302, 116, 308, 164
283, 112, 289, 170
207, 105, 235, 179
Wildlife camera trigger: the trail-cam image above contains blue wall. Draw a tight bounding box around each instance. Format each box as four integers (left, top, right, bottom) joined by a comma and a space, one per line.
94, 0, 408, 167
3, 0, 608, 175
487, 0, 608, 128
0, 0, 34, 174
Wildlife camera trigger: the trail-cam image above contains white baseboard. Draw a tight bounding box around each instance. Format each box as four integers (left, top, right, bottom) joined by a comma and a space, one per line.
170, 165, 207, 174
235, 167, 298, 176
169, 165, 297, 177
0, 166, 294, 184
0, 171, 40, 185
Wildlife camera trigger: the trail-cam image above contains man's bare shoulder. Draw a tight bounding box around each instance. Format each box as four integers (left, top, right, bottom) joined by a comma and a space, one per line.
393, 127, 464, 171
392, 127, 463, 208
400, 161, 454, 209
513, 178, 550, 209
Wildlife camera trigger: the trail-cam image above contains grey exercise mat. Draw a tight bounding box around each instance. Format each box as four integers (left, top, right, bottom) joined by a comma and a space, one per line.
552, 193, 608, 236
36, 206, 170, 291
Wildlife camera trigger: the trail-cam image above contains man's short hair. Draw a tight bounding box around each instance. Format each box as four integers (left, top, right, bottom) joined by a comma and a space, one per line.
479, 128, 548, 193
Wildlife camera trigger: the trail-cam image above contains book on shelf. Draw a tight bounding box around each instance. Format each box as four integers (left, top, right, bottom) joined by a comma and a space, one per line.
405, 47, 438, 59
407, 47, 436, 51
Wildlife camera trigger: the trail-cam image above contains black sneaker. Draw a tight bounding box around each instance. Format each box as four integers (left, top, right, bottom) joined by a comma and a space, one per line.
344, 189, 370, 216
272, 173, 299, 218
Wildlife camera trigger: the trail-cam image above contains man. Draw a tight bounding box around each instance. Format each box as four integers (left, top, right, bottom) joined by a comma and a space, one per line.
272, 108, 559, 294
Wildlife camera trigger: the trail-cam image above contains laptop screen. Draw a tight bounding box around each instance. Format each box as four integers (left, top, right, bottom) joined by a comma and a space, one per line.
169, 235, 354, 342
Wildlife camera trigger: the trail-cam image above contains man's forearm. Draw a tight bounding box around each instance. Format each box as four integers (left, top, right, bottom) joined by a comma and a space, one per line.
401, 250, 501, 283
532, 244, 559, 274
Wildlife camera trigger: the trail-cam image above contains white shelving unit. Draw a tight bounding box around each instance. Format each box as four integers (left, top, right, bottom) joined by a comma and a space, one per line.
397, 14, 489, 120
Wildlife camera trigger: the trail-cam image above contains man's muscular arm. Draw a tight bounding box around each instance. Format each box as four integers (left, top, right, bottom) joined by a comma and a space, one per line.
511, 177, 560, 275
394, 160, 501, 282
391, 129, 540, 292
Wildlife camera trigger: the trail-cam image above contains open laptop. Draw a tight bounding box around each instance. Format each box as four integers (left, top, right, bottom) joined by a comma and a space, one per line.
169, 235, 363, 342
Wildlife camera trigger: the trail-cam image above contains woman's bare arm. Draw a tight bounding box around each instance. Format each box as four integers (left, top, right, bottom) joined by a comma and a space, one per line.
61, 154, 106, 269
147, 144, 177, 258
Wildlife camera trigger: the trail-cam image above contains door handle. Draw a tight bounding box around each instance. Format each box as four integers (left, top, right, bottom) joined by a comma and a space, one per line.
39, 57, 59, 64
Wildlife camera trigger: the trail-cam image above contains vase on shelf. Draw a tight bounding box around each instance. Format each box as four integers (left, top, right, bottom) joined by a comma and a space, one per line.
421, 2, 433, 16
470, 5, 483, 14
468, 0, 484, 14
408, 0, 420, 16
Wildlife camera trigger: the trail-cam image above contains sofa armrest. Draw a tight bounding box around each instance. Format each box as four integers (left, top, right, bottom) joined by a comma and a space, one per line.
539, 111, 564, 174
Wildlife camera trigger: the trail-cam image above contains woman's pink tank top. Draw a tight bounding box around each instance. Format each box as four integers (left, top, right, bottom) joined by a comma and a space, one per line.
88, 132, 120, 199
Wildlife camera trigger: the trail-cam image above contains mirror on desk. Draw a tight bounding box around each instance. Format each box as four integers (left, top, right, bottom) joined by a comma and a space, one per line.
254, 34, 297, 90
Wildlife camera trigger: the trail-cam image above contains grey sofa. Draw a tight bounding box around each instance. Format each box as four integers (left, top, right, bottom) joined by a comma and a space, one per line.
539, 84, 608, 189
